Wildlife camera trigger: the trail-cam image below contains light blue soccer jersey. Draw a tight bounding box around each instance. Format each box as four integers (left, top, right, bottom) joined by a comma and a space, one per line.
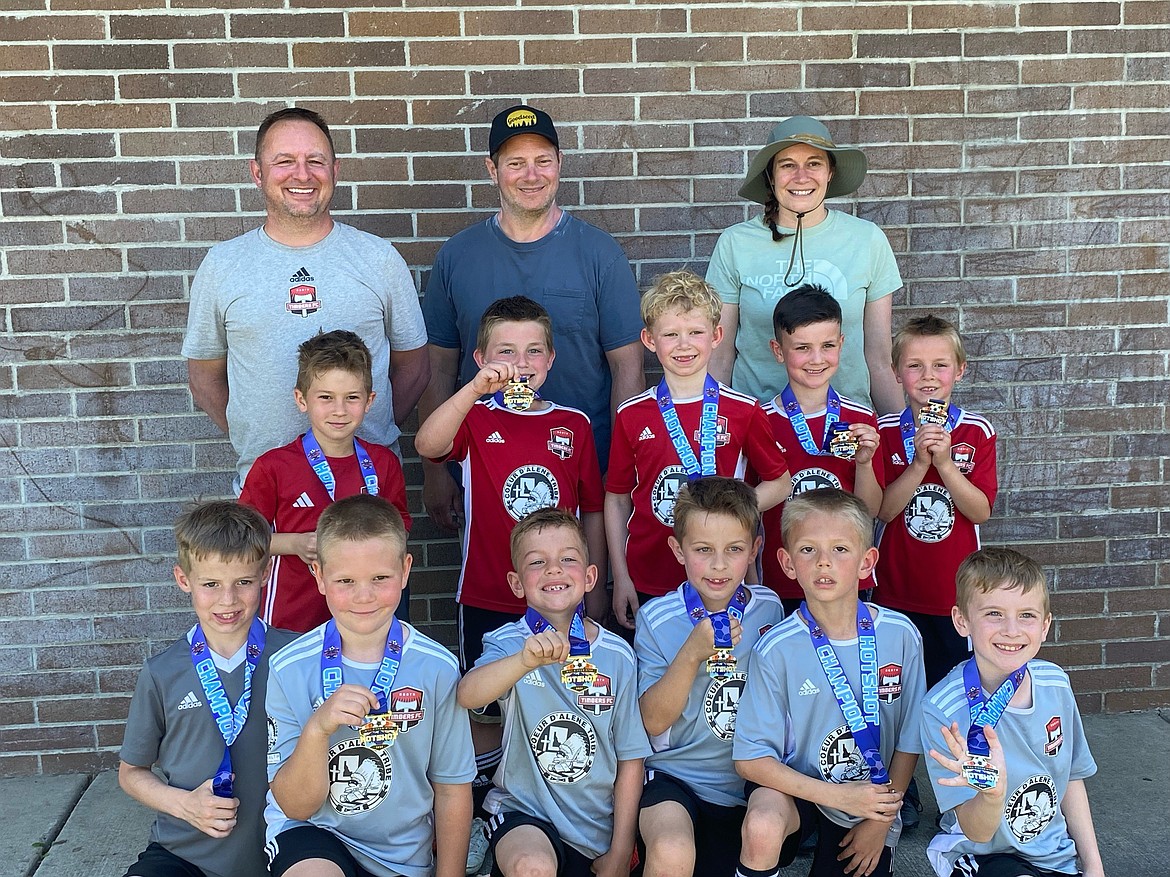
478, 620, 652, 859
733, 604, 926, 846
265, 623, 475, 877
920, 660, 1097, 876
635, 584, 785, 806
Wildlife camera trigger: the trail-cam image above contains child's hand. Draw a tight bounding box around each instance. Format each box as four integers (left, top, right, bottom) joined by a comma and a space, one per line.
181, 778, 240, 838
850, 423, 880, 466
682, 615, 743, 665
928, 721, 1008, 799
591, 847, 632, 877
925, 425, 953, 467
912, 423, 944, 466
309, 683, 380, 738
469, 360, 519, 396
837, 817, 889, 876
612, 576, 640, 631
521, 630, 570, 669
835, 780, 902, 823
293, 532, 317, 566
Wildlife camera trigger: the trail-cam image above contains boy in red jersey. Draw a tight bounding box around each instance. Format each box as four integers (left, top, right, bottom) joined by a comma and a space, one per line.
606, 270, 790, 628
758, 285, 883, 614
240, 330, 410, 632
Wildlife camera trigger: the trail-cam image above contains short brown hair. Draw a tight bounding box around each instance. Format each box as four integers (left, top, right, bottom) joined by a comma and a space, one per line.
316, 494, 407, 566
956, 547, 1050, 616
255, 107, 334, 161
780, 488, 873, 552
475, 296, 555, 356
640, 270, 722, 330
295, 329, 373, 395
509, 507, 587, 571
891, 314, 967, 369
672, 477, 760, 543
175, 501, 270, 573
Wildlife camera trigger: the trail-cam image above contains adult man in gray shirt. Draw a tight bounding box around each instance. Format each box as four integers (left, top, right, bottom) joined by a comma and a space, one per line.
183, 108, 429, 491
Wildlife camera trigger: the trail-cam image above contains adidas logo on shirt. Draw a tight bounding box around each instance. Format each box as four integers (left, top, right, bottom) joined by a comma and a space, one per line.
798, 679, 820, 697
293, 492, 314, 508
177, 691, 203, 710
289, 267, 313, 283
522, 671, 545, 687
638, 427, 656, 441
891, 453, 905, 466
486, 431, 505, 444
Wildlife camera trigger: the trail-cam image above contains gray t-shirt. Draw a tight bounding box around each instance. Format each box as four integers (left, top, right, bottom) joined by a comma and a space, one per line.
477, 619, 651, 859
265, 623, 475, 877
182, 223, 427, 487
920, 660, 1097, 876
733, 605, 926, 847
120, 624, 297, 877
635, 584, 785, 807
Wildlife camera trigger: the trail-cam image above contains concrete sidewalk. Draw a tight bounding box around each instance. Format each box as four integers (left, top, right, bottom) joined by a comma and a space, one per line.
4, 711, 1167, 877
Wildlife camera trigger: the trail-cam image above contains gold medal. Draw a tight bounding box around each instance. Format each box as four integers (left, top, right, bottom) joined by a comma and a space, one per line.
961, 753, 998, 791
919, 398, 949, 427
502, 375, 536, 411
706, 649, 738, 678
561, 656, 599, 692
358, 713, 398, 750
826, 424, 859, 460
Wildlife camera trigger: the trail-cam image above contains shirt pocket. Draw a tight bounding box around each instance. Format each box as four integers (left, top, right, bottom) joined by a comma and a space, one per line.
538, 288, 587, 334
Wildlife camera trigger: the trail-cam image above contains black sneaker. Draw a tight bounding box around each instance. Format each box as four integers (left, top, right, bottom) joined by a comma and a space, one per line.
901, 778, 923, 832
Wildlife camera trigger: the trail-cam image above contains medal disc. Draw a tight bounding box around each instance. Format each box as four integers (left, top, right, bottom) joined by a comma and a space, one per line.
826, 423, 859, 460
358, 713, 399, 749
961, 753, 998, 791
919, 399, 950, 427
561, 656, 599, 692
706, 649, 738, 678
502, 376, 536, 411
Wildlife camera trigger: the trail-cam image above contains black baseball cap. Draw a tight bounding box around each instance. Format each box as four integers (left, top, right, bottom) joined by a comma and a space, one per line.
488, 105, 559, 155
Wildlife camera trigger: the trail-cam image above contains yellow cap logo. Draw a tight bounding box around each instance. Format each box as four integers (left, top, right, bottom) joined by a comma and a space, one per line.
506, 109, 538, 129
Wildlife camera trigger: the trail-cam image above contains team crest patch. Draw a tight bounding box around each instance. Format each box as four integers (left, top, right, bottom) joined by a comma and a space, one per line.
1043, 716, 1063, 756
951, 442, 976, 474
266, 715, 280, 764
703, 673, 746, 740
548, 427, 575, 461
651, 465, 689, 526
904, 484, 955, 543
694, 415, 731, 447
531, 712, 596, 784
328, 738, 392, 814
389, 686, 425, 734
1006, 774, 1058, 842
877, 663, 903, 704
286, 283, 322, 318
758, 623, 775, 637
502, 465, 560, 521
577, 673, 616, 715
791, 467, 842, 497
819, 724, 869, 784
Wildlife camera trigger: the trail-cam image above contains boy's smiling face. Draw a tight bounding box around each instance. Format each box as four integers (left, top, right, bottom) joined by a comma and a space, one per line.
641, 307, 723, 382
778, 510, 877, 608
314, 537, 411, 642
953, 585, 1051, 686
894, 335, 966, 410
669, 510, 760, 611
474, 319, 555, 392
507, 524, 597, 618
770, 320, 844, 396
294, 366, 374, 451
175, 553, 268, 653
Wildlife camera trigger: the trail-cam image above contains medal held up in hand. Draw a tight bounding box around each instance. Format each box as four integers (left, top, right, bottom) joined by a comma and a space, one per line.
918, 398, 950, 427
961, 753, 998, 791
502, 374, 536, 411
825, 422, 859, 460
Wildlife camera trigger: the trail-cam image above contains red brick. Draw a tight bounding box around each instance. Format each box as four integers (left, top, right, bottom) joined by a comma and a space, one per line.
8, 248, 123, 277
0, 103, 50, 130
0, 75, 114, 102
468, 67, 580, 97
463, 9, 574, 36
1071, 27, 1170, 54
911, 3, 1016, 28
0, 44, 49, 70
349, 10, 460, 37
690, 7, 797, 32
807, 4, 906, 30
0, 14, 105, 41
913, 59, 1018, 87
966, 29, 1069, 57
119, 72, 234, 100
524, 39, 630, 66
292, 41, 405, 68
238, 71, 350, 99
1022, 1, 1120, 25
859, 32, 961, 58
232, 11, 342, 38
693, 64, 800, 93
355, 69, 464, 97
747, 34, 852, 62
110, 13, 226, 40
173, 41, 283, 69
579, 8, 687, 34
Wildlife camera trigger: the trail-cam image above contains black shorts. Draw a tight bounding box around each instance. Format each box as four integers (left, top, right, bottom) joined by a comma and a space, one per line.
638, 771, 745, 877
903, 610, 971, 688
266, 825, 378, 877
123, 844, 207, 877
487, 811, 594, 877
953, 853, 1077, 877
459, 604, 523, 722
744, 781, 895, 877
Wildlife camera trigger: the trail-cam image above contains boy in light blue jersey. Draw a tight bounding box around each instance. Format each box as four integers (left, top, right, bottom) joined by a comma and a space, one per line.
264, 494, 475, 877
458, 508, 650, 877
920, 548, 1103, 877
635, 477, 785, 877
733, 488, 926, 877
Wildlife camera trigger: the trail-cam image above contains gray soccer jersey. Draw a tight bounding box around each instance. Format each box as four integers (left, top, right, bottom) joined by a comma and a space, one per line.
635, 584, 785, 806
477, 620, 652, 859
920, 660, 1097, 876
733, 604, 926, 846
265, 623, 475, 877
120, 624, 297, 877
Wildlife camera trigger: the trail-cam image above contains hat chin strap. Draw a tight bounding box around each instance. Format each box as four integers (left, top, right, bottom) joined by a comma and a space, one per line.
765, 167, 828, 287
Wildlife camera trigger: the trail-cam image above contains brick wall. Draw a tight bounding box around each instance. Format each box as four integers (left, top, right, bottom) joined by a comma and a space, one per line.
1, 2, 1167, 775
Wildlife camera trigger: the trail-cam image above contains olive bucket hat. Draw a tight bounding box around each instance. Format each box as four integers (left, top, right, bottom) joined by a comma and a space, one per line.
738, 116, 868, 205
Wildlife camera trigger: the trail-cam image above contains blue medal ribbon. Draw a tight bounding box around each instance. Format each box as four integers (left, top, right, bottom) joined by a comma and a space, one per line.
781, 385, 841, 456
320, 616, 404, 713
681, 581, 749, 649
188, 618, 266, 798
899, 403, 961, 464
525, 602, 591, 658
657, 374, 720, 481
798, 601, 888, 784
962, 658, 1026, 757
301, 431, 379, 500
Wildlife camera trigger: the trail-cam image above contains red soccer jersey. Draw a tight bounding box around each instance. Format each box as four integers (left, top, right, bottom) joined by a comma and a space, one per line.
606, 381, 789, 597
758, 393, 885, 598
874, 408, 997, 616
443, 399, 604, 614
240, 436, 411, 632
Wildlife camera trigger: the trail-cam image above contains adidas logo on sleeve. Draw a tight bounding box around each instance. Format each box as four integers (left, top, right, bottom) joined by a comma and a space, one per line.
293, 492, 314, 508
486, 431, 506, 444
177, 691, 203, 710
638, 427, 656, 441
